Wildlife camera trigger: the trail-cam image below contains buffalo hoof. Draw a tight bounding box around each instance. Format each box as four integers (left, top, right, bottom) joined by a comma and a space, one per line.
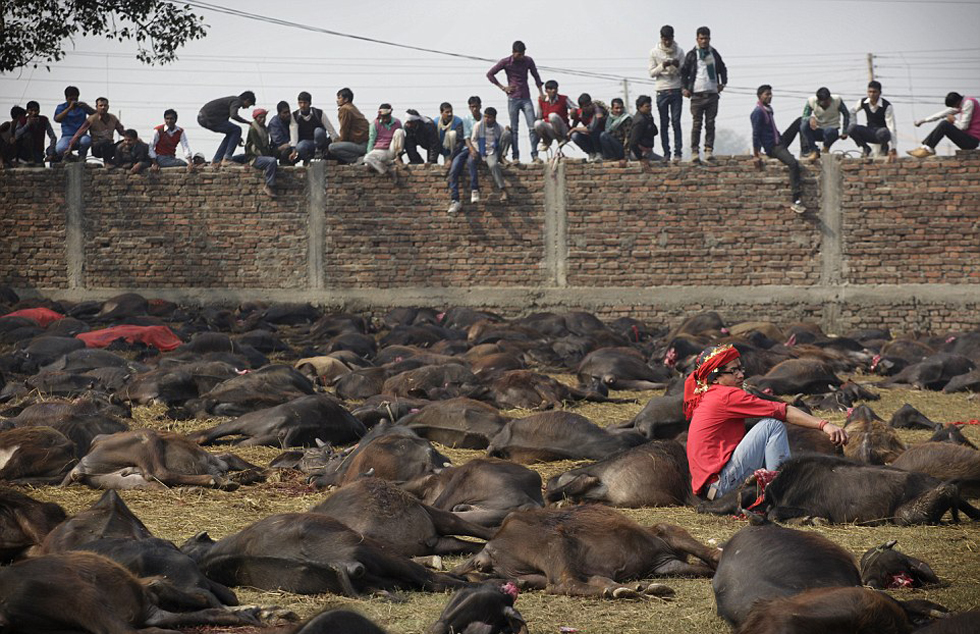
610, 586, 642, 600
643, 583, 675, 598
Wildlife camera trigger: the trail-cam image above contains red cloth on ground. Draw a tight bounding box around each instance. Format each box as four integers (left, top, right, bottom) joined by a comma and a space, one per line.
2, 307, 64, 327
76, 325, 182, 351
686, 385, 788, 495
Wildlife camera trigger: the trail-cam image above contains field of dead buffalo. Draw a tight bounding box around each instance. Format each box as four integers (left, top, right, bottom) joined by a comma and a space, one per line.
1, 290, 979, 634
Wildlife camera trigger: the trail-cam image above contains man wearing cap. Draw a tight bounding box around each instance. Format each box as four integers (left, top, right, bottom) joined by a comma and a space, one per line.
364, 104, 405, 180
685, 344, 847, 501
242, 108, 278, 198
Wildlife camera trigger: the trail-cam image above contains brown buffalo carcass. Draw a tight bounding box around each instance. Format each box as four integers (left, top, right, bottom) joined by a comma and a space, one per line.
0, 487, 66, 563
712, 524, 862, 627
453, 505, 718, 599
310, 478, 494, 557
545, 440, 696, 507
0, 426, 76, 484
402, 457, 544, 528
891, 442, 980, 497
428, 583, 528, 634
181, 513, 467, 596
860, 540, 940, 589
61, 429, 262, 490
400, 397, 510, 449
487, 411, 643, 464
699, 454, 980, 525
744, 358, 843, 395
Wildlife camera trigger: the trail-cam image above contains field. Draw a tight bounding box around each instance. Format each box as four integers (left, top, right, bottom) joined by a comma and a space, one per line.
20, 371, 980, 634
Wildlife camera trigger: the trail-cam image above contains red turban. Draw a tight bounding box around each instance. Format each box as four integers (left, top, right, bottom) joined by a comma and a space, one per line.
683, 344, 741, 420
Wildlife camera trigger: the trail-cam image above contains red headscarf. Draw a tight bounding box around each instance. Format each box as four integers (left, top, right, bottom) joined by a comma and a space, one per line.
683, 344, 741, 420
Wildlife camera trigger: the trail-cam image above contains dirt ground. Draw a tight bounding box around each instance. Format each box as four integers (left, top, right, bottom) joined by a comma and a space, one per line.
17, 370, 980, 634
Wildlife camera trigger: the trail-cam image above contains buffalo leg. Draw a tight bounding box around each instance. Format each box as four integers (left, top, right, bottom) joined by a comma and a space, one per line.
545, 475, 602, 504
651, 558, 715, 577
432, 536, 485, 555
425, 506, 495, 540
649, 523, 721, 568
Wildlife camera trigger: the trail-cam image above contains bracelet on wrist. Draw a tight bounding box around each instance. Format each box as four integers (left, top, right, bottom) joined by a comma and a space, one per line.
818, 420, 829, 431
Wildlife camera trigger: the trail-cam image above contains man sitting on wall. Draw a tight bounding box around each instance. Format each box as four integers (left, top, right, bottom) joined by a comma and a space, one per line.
467, 106, 511, 203
629, 95, 660, 163
600, 98, 632, 161
908, 91, 980, 157
150, 109, 195, 171
328, 87, 369, 164
848, 80, 898, 160
54, 85, 96, 161
534, 79, 573, 154
289, 91, 337, 165
108, 129, 151, 174
403, 109, 440, 165
14, 101, 57, 166
569, 93, 609, 162
65, 97, 125, 165
364, 103, 405, 181
751, 85, 805, 214
800, 87, 849, 161
269, 101, 295, 165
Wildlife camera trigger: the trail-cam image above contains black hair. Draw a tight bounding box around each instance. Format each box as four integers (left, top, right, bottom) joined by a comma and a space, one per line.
512, 40, 526, 53
64, 85, 80, 98
696, 26, 710, 37
660, 24, 674, 39
277, 100, 290, 113
757, 84, 772, 98
10, 106, 26, 119
239, 90, 256, 103
298, 91, 312, 102
124, 128, 138, 139
467, 95, 481, 106
379, 103, 392, 111
868, 80, 882, 91
635, 95, 652, 109
96, 96, 108, 105
337, 87, 354, 103
611, 98, 624, 108
945, 92, 963, 108
816, 87, 831, 101
578, 93, 592, 107
439, 102, 452, 112
164, 108, 178, 119
485, 107, 497, 117
545, 79, 558, 90
26, 100, 39, 111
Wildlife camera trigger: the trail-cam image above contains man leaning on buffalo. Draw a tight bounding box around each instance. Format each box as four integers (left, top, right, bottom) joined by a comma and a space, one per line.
685, 344, 848, 501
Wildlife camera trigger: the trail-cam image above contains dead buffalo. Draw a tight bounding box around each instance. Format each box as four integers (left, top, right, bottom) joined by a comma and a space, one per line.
0, 551, 259, 631
289, 609, 389, 634
701, 454, 980, 525
401, 397, 510, 449
335, 367, 388, 400
929, 423, 978, 449
189, 394, 366, 448
121, 360, 239, 406
620, 392, 687, 439
40, 490, 153, 552
712, 524, 861, 627
843, 417, 907, 465
889, 403, 941, 430
576, 347, 671, 391
382, 364, 485, 401
181, 364, 315, 417
487, 411, 643, 464
744, 358, 843, 395
545, 440, 695, 507
860, 540, 939, 589
310, 478, 493, 556
428, 583, 527, 634
0, 425, 75, 484
454, 506, 718, 599
61, 429, 262, 491
402, 457, 544, 528
880, 353, 976, 391
891, 442, 980, 497
488, 370, 623, 410
942, 368, 980, 393
182, 513, 466, 596
8, 397, 129, 457
312, 424, 451, 488
0, 487, 66, 562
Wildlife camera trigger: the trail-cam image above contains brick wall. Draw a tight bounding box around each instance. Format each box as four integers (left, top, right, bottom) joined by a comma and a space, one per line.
2, 152, 979, 333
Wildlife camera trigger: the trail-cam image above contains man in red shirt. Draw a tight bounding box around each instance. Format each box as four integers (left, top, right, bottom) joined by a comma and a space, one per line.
684, 344, 848, 500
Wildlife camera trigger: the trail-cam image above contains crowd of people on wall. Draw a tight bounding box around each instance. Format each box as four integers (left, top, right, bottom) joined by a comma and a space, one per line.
1, 28, 977, 210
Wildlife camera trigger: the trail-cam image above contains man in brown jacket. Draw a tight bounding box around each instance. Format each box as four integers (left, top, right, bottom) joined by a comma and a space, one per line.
328, 87, 369, 164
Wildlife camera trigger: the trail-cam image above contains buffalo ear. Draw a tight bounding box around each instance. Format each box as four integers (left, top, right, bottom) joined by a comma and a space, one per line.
883, 539, 898, 549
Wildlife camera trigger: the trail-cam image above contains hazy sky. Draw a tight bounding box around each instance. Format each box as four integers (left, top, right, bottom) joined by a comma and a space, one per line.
3, 0, 979, 160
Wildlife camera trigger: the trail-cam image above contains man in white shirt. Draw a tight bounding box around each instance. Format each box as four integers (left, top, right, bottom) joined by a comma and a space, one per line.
848, 81, 898, 160
680, 26, 728, 163
908, 92, 980, 158
150, 109, 194, 171
467, 107, 511, 203
649, 24, 685, 162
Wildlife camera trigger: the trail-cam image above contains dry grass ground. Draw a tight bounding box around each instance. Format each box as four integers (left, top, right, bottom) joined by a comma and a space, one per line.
20, 375, 980, 633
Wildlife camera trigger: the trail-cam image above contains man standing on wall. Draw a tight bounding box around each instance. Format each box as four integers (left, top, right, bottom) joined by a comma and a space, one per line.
649, 24, 685, 162
328, 87, 369, 164
848, 81, 898, 160
800, 87, 849, 161
751, 85, 806, 215
487, 40, 545, 163
198, 91, 255, 167
908, 92, 980, 157
681, 26, 727, 163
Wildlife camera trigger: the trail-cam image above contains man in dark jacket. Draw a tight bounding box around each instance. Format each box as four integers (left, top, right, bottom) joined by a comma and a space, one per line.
680, 26, 727, 162
109, 129, 151, 174
629, 95, 661, 162
403, 109, 440, 164
750, 85, 805, 214
197, 91, 255, 166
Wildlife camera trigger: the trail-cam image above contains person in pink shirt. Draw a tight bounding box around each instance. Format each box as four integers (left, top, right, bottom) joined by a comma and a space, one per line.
684, 344, 848, 500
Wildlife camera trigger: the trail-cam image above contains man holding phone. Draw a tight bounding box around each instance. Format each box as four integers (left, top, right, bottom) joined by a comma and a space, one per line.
649, 25, 685, 162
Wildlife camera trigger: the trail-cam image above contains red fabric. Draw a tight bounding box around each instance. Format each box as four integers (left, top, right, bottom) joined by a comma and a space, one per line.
3, 307, 64, 327
153, 124, 182, 157
683, 344, 741, 420
76, 325, 182, 351
687, 386, 788, 495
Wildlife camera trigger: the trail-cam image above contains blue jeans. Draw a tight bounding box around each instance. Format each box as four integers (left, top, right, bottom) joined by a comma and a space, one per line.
599, 131, 625, 160
656, 89, 683, 157
296, 127, 329, 161
253, 155, 277, 186
154, 155, 187, 168
847, 124, 891, 154
571, 128, 601, 155
800, 121, 840, 153
507, 97, 538, 160
56, 134, 91, 158
713, 418, 790, 497
201, 119, 242, 162
447, 150, 469, 201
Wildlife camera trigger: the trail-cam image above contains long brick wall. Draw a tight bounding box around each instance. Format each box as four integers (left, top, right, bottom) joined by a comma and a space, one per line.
2, 150, 979, 333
